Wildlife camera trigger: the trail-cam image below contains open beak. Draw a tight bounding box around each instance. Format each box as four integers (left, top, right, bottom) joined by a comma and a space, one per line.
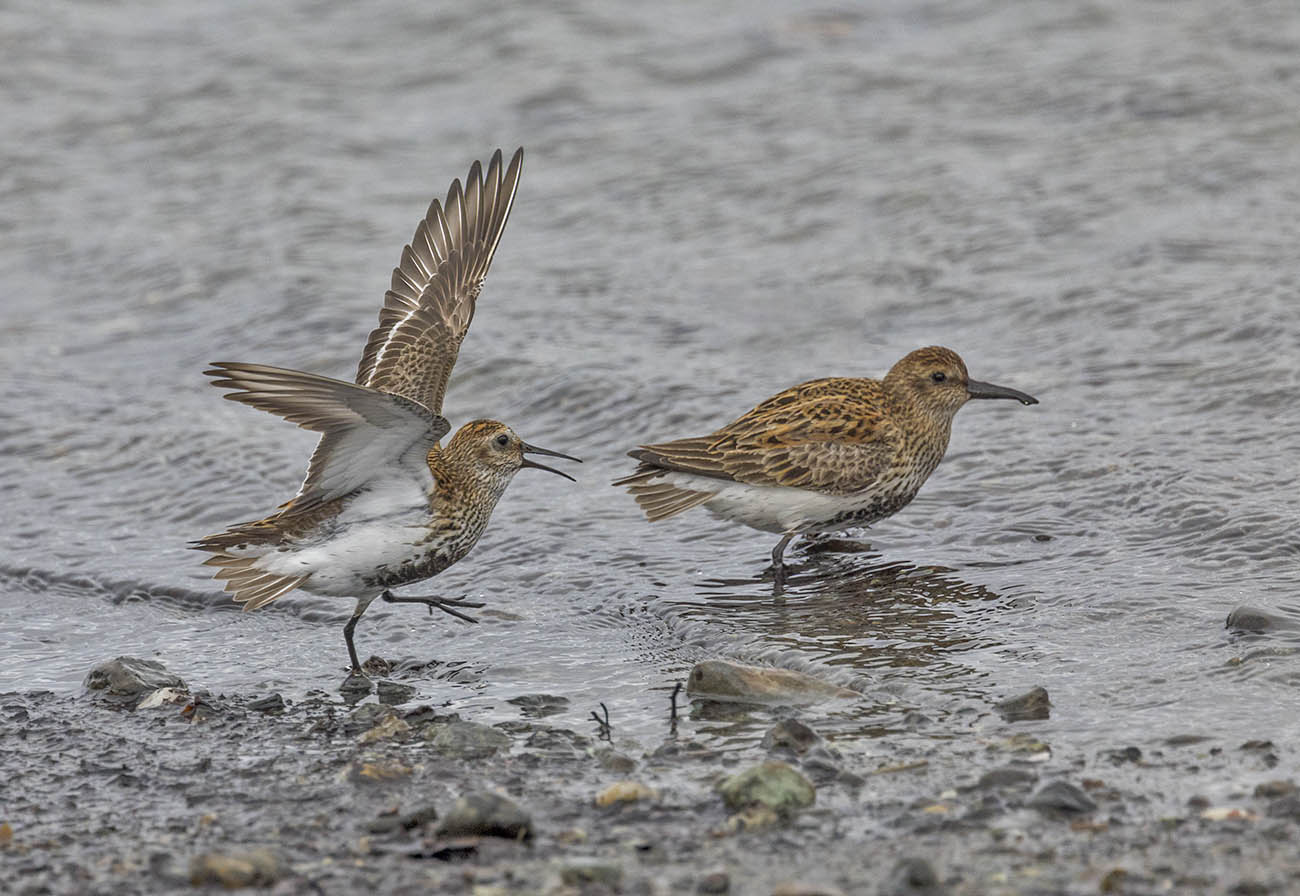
520, 442, 582, 481
966, 379, 1038, 406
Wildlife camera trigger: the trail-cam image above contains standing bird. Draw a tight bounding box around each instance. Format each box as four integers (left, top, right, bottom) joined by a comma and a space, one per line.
615, 346, 1035, 590
194, 148, 579, 673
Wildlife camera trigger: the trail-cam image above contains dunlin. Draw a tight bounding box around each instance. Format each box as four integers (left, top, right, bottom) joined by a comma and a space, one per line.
194, 148, 579, 672
615, 346, 1036, 590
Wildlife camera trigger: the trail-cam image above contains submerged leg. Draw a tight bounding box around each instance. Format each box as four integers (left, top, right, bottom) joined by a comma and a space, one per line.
343, 594, 379, 673
381, 590, 484, 624
771, 531, 797, 594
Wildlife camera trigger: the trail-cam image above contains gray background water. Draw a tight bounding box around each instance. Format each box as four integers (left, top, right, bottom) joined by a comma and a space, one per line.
3, 0, 1298, 791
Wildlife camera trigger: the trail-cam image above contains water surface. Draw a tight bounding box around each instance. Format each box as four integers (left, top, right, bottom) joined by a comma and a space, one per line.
2, 0, 1298, 782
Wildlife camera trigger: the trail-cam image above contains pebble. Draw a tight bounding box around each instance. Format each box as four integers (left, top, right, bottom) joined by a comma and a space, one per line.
994, 686, 1051, 722
1253, 780, 1296, 799
1029, 781, 1097, 815
975, 767, 1037, 790
507, 693, 570, 718
375, 680, 417, 705
136, 687, 189, 710
717, 761, 816, 814
247, 694, 286, 713
697, 870, 730, 893
359, 714, 410, 744
687, 660, 858, 705
426, 721, 512, 759
559, 859, 623, 887
770, 883, 846, 896
367, 804, 439, 834
762, 719, 820, 755
882, 857, 944, 895
437, 792, 532, 840
1226, 605, 1298, 632
188, 848, 280, 888
595, 780, 658, 807
84, 657, 186, 703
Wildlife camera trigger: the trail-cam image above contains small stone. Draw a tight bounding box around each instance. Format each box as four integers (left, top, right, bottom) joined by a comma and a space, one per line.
1106, 746, 1142, 764
882, 857, 943, 895
1226, 606, 1298, 632
762, 719, 820, 755
595, 748, 637, 774
188, 848, 280, 888
437, 792, 532, 840
771, 883, 847, 896
426, 721, 512, 759
717, 761, 815, 815
697, 870, 730, 894
1029, 781, 1096, 815
688, 660, 858, 704
247, 694, 285, 713
339, 671, 374, 701
84, 657, 186, 702
559, 859, 623, 887
995, 686, 1050, 722
975, 767, 1036, 790
360, 714, 411, 744
595, 780, 658, 807
349, 759, 414, 783
1253, 780, 1296, 799
368, 805, 438, 833
347, 703, 396, 734
507, 693, 570, 718
1199, 806, 1257, 822
136, 687, 189, 710
716, 804, 782, 835
1266, 794, 1300, 820
375, 680, 417, 706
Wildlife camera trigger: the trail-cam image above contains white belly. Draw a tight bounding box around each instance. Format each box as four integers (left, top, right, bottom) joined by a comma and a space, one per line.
659, 471, 893, 534
247, 481, 434, 597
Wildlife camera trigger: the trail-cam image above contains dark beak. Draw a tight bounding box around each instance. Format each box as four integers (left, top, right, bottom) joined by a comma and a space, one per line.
520, 442, 582, 482
966, 379, 1038, 406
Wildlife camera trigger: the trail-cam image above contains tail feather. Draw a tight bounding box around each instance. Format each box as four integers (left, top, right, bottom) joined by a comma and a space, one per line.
615, 466, 716, 522
199, 552, 309, 611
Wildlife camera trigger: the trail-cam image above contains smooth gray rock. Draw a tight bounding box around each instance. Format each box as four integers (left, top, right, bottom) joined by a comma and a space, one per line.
84, 657, 185, 701
688, 660, 858, 705
437, 791, 532, 840
1029, 780, 1097, 815
426, 721, 512, 759
762, 718, 820, 755
995, 686, 1050, 722
882, 857, 944, 896
717, 761, 816, 814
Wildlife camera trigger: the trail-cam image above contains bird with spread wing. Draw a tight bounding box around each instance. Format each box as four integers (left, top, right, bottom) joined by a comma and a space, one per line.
194, 148, 579, 674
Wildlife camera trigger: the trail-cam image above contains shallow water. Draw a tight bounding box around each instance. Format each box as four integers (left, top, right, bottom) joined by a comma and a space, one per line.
3, 0, 1299, 772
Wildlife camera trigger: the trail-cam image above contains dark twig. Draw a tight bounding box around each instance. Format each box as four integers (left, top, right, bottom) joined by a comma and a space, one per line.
669, 682, 682, 736
589, 702, 612, 741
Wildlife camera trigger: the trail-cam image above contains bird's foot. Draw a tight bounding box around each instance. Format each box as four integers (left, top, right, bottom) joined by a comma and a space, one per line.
382, 591, 484, 624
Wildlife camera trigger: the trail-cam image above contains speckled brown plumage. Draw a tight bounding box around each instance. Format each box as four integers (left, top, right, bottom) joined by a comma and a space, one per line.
616, 346, 1037, 588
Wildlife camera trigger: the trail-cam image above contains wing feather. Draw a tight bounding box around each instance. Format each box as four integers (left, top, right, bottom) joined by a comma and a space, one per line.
355, 148, 524, 414
620, 378, 897, 495
205, 362, 450, 508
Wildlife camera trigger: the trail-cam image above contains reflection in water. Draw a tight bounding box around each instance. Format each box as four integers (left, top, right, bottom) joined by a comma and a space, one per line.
653, 539, 1026, 740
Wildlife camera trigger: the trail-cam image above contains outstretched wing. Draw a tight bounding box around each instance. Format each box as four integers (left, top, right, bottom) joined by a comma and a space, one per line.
205, 362, 450, 508
624, 378, 896, 496
355, 147, 524, 414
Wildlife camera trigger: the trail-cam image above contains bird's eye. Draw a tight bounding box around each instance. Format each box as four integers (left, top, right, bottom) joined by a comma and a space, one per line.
930, 371, 947, 383
494, 433, 510, 447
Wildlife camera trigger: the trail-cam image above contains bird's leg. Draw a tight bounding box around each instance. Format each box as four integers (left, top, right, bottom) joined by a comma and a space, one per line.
343, 608, 365, 673
771, 532, 796, 595
381, 589, 484, 624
